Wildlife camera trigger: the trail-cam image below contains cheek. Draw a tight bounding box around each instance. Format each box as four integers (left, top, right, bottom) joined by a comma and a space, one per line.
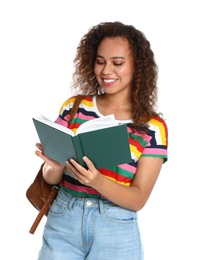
94, 67, 102, 84
119, 67, 133, 79
94, 64, 99, 76
93, 67, 101, 84
122, 65, 134, 80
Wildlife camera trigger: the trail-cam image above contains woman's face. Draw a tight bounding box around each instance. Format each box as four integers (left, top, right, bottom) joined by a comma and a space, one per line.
94, 37, 134, 95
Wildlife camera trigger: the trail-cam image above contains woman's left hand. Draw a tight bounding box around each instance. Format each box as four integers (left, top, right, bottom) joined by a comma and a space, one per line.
66, 156, 103, 188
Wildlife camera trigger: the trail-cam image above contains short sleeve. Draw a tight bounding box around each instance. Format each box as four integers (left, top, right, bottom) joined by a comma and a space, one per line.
142, 116, 168, 163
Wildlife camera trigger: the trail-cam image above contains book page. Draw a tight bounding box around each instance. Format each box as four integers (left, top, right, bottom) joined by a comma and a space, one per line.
35, 114, 118, 136
35, 115, 75, 136
76, 114, 118, 134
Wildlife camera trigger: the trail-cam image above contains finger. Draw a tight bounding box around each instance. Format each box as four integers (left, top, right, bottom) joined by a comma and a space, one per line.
67, 161, 84, 176
66, 160, 77, 172
68, 159, 84, 170
35, 150, 45, 159
67, 159, 88, 178
36, 143, 43, 151
82, 156, 95, 170
67, 162, 90, 185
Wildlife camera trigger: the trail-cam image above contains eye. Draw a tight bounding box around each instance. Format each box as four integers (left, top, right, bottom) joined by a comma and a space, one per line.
96, 60, 105, 65
114, 63, 123, 66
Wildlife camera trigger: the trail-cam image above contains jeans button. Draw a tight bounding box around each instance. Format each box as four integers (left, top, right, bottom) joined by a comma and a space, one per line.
86, 200, 93, 206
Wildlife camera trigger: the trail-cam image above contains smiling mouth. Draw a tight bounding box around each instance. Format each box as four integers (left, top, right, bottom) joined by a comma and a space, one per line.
103, 79, 117, 84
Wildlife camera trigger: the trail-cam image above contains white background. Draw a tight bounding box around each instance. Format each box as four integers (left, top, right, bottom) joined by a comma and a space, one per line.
1, 0, 199, 259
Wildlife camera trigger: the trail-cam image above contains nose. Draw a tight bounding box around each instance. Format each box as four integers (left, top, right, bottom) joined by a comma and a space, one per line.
102, 62, 112, 75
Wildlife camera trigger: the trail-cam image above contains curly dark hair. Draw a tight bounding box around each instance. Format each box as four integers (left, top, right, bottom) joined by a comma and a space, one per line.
72, 21, 160, 131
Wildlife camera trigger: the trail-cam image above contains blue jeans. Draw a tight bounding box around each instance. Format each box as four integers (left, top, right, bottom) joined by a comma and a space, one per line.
38, 188, 143, 260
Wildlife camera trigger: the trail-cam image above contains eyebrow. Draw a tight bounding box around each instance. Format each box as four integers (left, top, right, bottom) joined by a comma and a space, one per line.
96, 55, 125, 60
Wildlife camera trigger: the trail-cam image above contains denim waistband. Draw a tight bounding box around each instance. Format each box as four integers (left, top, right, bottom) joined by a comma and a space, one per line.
57, 188, 114, 214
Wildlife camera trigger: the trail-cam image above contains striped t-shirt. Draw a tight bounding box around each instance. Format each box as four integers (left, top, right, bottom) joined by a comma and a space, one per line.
55, 95, 168, 199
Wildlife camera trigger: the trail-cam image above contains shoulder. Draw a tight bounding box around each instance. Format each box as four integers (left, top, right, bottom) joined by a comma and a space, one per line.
149, 115, 168, 132
60, 95, 94, 110
148, 115, 168, 146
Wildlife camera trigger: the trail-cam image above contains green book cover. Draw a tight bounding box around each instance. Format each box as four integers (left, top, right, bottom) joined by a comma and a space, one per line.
32, 115, 131, 169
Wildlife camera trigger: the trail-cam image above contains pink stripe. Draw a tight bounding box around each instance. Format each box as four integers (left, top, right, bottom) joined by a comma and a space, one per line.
55, 117, 69, 128
76, 112, 96, 121
127, 126, 152, 144
143, 148, 168, 156
63, 180, 101, 195
118, 163, 136, 173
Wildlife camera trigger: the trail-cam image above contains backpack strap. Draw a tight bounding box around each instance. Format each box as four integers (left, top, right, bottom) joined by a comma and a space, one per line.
68, 94, 85, 126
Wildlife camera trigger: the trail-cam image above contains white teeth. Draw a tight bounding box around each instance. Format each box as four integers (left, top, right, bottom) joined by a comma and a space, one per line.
103, 79, 115, 83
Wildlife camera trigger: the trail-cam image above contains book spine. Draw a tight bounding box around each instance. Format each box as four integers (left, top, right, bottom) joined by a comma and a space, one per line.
73, 136, 86, 167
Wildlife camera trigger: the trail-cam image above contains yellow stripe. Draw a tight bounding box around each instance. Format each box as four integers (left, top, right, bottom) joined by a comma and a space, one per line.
149, 118, 167, 145
81, 98, 93, 107
104, 175, 131, 186
62, 97, 76, 107
59, 97, 76, 114
61, 96, 93, 111
130, 145, 141, 158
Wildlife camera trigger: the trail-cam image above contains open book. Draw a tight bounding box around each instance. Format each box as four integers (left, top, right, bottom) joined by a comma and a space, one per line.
32, 114, 132, 168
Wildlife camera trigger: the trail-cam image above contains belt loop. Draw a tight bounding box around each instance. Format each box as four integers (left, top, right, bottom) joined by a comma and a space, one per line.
68, 197, 77, 210
99, 200, 104, 215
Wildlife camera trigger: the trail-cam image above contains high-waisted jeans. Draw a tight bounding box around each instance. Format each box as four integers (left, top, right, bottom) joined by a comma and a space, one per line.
38, 188, 143, 260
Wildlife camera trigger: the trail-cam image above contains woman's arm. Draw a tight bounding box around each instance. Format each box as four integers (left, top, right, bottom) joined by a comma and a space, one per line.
67, 156, 164, 211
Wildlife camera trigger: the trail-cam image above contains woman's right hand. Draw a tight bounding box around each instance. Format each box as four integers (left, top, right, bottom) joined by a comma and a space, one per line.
35, 142, 65, 184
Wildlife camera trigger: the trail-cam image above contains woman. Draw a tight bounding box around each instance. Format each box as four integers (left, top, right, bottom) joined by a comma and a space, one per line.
35, 21, 168, 260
